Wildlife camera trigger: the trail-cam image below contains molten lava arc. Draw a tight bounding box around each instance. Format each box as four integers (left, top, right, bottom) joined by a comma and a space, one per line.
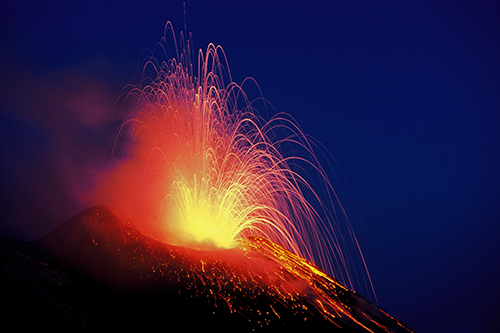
102, 22, 375, 300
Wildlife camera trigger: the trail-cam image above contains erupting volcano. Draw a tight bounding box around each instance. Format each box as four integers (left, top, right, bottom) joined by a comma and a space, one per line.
92, 23, 373, 292
1, 23, 414, 332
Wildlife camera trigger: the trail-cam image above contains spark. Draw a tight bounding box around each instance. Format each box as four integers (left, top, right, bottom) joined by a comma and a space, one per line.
105, 22, 375, 301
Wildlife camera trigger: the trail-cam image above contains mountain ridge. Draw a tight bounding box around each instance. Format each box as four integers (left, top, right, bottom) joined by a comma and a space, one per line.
1, 205, 414, 332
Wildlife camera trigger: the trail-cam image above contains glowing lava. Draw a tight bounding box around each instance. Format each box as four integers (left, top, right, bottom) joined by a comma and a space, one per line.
28, 205, 413, 332
98, 22, 373, 298
119, 40, 312, 253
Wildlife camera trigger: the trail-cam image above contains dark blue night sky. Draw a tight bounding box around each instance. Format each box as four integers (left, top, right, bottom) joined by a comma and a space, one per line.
1, 1, 499, 332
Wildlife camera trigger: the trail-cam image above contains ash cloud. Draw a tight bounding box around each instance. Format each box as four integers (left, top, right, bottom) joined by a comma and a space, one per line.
0, 53, 123, 240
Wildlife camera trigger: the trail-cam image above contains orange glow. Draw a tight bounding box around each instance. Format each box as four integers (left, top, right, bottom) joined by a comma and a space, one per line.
94, 22, 376, 300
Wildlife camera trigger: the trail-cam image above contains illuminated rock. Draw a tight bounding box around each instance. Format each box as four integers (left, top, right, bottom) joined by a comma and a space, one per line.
2, 206, 413, 332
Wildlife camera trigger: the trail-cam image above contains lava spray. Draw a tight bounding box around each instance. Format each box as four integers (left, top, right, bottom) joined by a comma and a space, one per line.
92, 22, 375, 301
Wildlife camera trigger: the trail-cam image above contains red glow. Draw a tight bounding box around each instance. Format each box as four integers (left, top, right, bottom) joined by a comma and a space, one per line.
90, 23, 375, 300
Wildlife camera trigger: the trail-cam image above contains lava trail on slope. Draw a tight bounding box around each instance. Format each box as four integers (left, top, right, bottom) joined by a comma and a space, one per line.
1, 206, 413, 332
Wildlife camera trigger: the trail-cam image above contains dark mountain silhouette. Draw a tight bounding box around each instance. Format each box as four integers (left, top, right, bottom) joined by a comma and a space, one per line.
1, 206, 413, 332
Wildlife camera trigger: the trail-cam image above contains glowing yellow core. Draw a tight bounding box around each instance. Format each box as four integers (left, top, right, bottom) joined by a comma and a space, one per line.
167, 173, 252, 249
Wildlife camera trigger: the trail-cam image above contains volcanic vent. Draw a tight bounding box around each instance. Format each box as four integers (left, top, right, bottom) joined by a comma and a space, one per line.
5, 205, 413, 332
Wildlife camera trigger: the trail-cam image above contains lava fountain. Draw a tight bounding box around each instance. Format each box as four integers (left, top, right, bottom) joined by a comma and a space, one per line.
95, 22, 374, 300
